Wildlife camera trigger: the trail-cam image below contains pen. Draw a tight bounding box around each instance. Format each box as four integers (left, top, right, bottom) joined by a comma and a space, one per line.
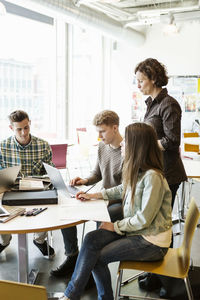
79, 184, 96, 200
32, 207, 48, 216
84, 184, 96, 194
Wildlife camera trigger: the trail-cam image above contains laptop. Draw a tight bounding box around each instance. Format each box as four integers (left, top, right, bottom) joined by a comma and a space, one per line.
1, 165, 58, 206
43, 163, 80, 197
0, 165, 21, 188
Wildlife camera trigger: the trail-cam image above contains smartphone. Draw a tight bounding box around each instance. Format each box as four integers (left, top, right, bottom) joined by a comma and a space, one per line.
0, 206, 10, 217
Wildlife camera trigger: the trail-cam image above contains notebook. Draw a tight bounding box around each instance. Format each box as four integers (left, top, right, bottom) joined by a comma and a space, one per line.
19, 179, 44, 191
2, 190, 58, 206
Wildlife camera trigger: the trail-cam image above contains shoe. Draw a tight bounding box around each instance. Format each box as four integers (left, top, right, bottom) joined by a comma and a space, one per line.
159, 286, 169, 298
138, 273, 161, 292
58, 296, 68, 300
138, 272, 149, 281
50, 254, 78, 277
85, 274, 96, 290
0, 243, 9, 254
33, 240, 55, 258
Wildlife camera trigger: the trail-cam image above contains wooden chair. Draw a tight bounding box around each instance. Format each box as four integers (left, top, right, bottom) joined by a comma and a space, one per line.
183, 132, 199, 138
184, 143, 199, 153
0, 280, 47, 300
115, 198, 200, 300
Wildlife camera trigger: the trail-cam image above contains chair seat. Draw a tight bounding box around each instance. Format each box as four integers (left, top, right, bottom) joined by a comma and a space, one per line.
115, 199, 200, 300
120, 247, 188, 280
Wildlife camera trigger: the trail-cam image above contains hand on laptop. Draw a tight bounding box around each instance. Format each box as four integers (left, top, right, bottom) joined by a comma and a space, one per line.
70, 177, 88, 186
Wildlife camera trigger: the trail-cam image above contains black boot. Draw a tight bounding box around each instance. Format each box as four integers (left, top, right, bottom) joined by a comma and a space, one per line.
138, 273, 162, 292
50, 253, 78, 277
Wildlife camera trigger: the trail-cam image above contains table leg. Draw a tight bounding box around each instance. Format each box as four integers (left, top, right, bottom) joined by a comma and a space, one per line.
18, 233, 28, 283
17, 233, 39, 284
180, 181, 186, 220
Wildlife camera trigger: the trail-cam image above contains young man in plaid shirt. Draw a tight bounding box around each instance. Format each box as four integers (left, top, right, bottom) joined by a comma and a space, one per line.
0, 110, 55, 258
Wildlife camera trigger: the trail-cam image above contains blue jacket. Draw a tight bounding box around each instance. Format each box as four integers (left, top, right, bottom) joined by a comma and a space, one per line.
102, 169, 172, 236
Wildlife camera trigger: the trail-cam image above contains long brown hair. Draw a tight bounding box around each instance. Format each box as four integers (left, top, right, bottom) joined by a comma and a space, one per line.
122, 122, 163, 205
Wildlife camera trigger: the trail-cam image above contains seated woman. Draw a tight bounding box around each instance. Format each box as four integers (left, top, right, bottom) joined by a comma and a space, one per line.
60, 122, 172, 300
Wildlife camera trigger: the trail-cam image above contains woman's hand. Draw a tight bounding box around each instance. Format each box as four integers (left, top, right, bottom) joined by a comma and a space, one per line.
76, 192, 103, 201
99, 222, 115, 232
76, 191, 91, 201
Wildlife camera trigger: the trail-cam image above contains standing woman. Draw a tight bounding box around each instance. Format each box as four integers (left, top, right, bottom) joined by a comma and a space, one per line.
59, 123, 172, 300
135, 58, 186, 206
135, 58, 187, 295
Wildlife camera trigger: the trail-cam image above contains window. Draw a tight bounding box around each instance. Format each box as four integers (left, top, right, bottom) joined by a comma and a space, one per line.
68, 25, 103, 142
0, 12, 58, 141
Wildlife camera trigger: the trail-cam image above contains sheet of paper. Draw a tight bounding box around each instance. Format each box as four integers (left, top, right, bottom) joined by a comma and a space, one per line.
58, 195, 110, 222
19, 179, 44, 190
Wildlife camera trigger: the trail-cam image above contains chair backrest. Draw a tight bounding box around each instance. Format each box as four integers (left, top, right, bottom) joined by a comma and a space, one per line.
179, 198, 200, 272
50, 144, 68, 169
0, 280, 48, 300
183, 132, 199, 138
76, 128, 87, 144
184, 143, 199, 153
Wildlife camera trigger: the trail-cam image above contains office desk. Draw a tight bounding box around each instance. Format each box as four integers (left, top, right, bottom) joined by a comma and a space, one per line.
183, 158, 200, 179
0, 193, 110, 284
180, 159, 200, 219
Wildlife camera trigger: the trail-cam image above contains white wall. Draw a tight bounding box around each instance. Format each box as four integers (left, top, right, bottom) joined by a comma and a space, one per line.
108, 21, 200, 131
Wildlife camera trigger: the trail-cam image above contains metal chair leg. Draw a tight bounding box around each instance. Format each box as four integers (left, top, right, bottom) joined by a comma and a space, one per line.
121, 271, 145, 286
81, 223, 86, 246
114, 269, 123, 300
184, 277, 194, 300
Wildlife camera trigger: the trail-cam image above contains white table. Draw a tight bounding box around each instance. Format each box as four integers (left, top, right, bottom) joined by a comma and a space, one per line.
0, 193, 110, 283
180, 158, 200, 219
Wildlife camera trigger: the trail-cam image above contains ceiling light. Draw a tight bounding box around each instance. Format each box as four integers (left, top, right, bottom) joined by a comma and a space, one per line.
0, 1, 6, 16
163, 13, 178, 35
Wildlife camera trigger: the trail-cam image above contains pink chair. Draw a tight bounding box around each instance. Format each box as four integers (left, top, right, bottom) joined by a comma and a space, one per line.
50, 144, 68, 169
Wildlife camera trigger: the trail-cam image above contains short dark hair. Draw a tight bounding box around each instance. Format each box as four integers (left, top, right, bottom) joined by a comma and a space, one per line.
93, 110, 119, 126
134, 58, 168, 87
8, 110, 29, 124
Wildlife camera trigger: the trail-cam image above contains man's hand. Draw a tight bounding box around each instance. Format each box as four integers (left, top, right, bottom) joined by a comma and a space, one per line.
99, 222, 115, 232
70, 177, 88, 186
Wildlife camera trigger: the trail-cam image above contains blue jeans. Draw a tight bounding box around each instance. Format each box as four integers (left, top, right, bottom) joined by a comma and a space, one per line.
61, 203, 123, 256
64, 229, 168, 300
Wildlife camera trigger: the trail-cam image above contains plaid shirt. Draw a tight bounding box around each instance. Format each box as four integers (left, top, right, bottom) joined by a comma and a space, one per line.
0, 135, 53, 177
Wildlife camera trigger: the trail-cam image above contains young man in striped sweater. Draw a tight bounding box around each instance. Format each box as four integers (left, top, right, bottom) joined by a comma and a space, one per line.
51, 110, 123, 279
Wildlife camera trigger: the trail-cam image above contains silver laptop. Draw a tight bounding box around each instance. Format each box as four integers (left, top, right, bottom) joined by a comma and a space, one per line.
43, 163, 80, 197
0, 165, 21, 188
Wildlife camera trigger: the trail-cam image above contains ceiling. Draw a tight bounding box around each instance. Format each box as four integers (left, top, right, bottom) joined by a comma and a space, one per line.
73, 0, 200, 29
